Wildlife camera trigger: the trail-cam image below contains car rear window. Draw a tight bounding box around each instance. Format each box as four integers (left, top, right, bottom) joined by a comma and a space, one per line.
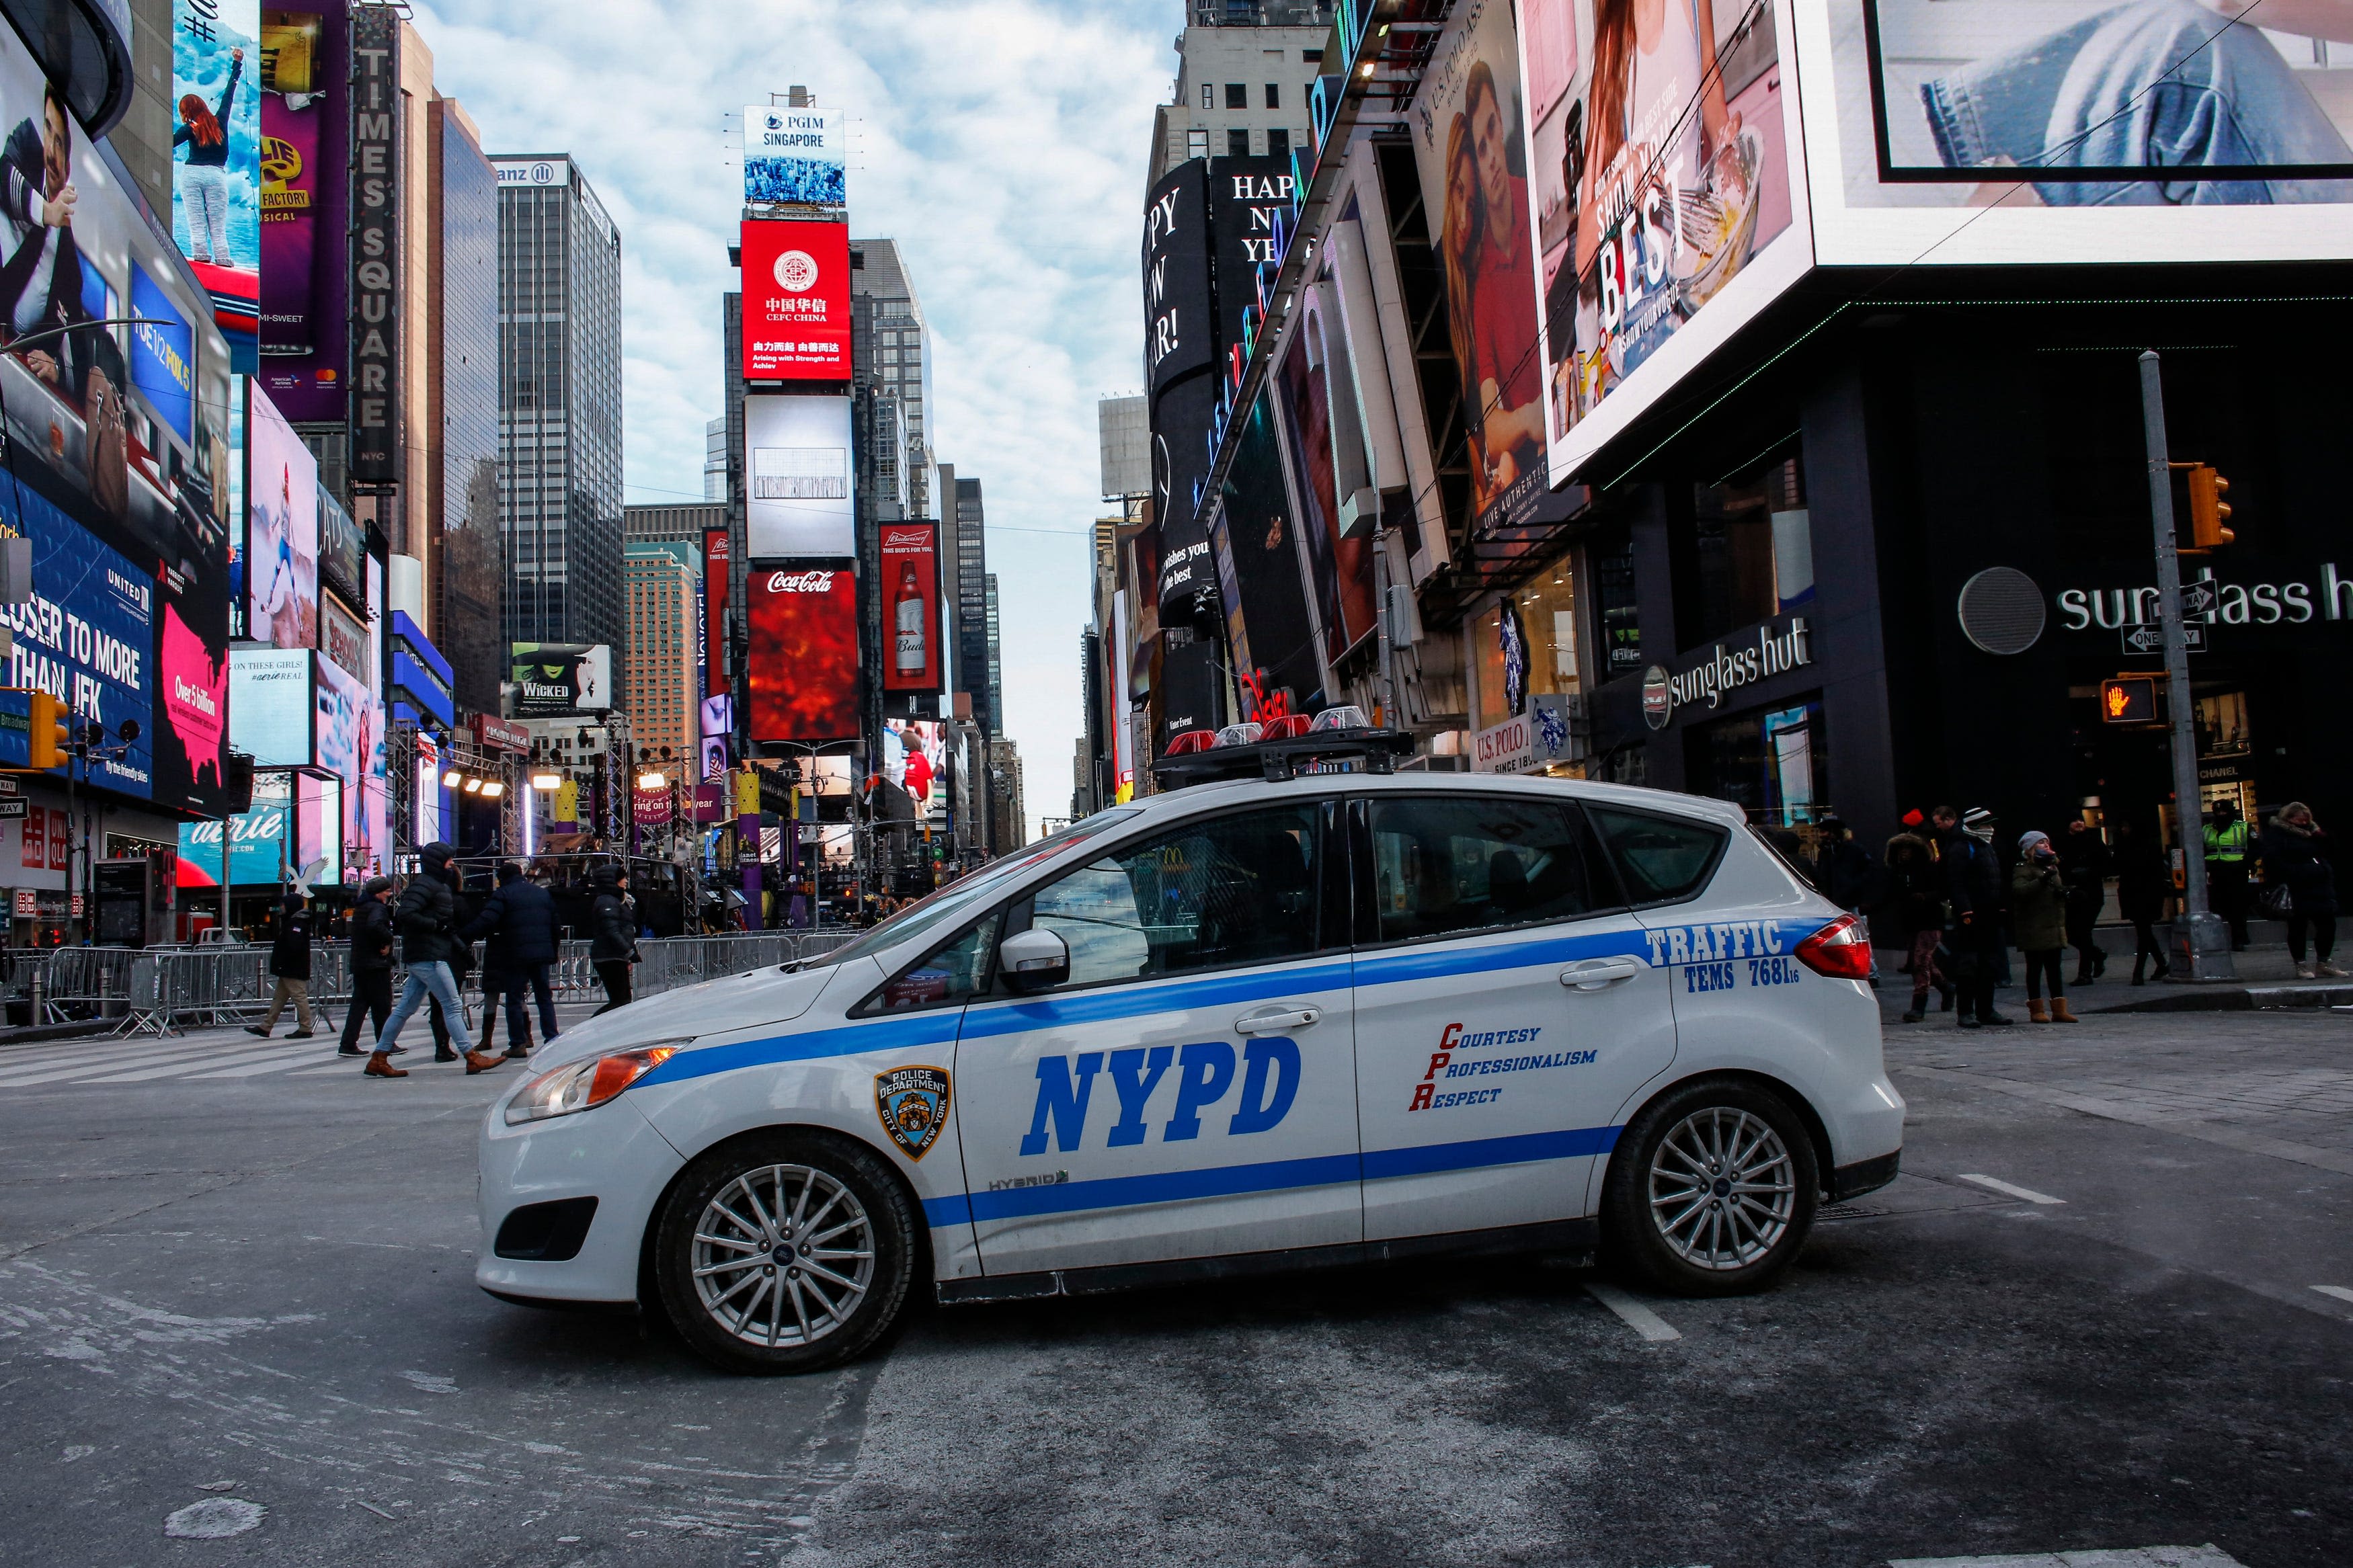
1585, 806, 1727, 907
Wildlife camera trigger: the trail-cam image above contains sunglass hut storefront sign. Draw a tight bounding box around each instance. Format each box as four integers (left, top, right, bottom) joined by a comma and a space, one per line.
1642, 617, 1813, 731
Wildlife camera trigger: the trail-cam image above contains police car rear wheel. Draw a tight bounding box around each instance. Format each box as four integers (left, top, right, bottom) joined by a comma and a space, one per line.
1603, 1079, 1817, 1296
655, 1132, 915, 1374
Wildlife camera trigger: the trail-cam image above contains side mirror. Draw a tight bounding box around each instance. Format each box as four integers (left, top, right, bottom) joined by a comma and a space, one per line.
998, 926, 1070, 994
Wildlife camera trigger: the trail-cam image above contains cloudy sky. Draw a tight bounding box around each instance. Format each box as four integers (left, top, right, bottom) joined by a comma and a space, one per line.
415, 0, 1178, 835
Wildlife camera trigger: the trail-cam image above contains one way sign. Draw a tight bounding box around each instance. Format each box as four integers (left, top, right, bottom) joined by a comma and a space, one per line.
2122, 623, 2206, 654
2178, 580, 2219, 618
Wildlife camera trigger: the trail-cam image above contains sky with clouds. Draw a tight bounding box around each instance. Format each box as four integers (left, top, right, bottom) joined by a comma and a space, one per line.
414, 0, 1180, 836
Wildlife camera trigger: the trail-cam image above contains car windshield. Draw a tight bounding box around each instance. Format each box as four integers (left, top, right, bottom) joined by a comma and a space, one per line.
809, 809, 1142, 970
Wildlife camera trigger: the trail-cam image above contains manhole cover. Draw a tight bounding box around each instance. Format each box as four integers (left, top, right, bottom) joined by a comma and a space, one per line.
1957, 566, 2046, 655
165, 1497, 266, 1539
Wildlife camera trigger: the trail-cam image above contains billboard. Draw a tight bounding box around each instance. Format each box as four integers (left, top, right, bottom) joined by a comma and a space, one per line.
747, 565, 860, 741
743, 395, 854, 558
509, 642, 612, 716
171, 0, 260, 371
245, 378, 317, 648
155, 567, 229, 809
257, 3, 347, 421
881, 718, 944, 810
1216, 393, 1324, 716
1272, 294, 1375, 662
1802, 0, 2353, 264
315, 653, 382, 877
1144, 160, 1213, 394
175, 786, 289, 887
346, 5, 399, 483
1519, 0, 1799, 484
317, 488, 362, 604
744, 104, 844, 206
742, 219, 852, 380
700, 692, 733, 780
0, 518, 157, 796
879, 520, 942, 694
704, 525, 729, 697
230, 646, 311, 765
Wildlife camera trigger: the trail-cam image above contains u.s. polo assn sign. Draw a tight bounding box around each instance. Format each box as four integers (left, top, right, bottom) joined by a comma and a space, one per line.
1642, 616, 1812, 731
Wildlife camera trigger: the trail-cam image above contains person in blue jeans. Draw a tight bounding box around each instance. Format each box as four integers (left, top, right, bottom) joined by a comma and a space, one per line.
366, 842, 503, 1079
1923, 0, 2353, 204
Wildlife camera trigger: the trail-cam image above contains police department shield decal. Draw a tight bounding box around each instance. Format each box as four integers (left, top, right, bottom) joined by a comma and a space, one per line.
874, 1066, 951, 1161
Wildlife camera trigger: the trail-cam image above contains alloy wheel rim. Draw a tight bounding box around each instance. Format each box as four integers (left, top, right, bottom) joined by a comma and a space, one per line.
690, 1163, 876, 1348
1646, 1106, 1796, 1271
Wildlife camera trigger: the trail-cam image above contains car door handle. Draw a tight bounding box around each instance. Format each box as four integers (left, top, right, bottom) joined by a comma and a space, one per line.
1235, 1006, 1320, 1034
1560, 959, 1643, 991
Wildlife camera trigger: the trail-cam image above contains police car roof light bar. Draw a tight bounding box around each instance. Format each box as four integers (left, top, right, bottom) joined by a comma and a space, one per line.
1150, 724, 1416, 788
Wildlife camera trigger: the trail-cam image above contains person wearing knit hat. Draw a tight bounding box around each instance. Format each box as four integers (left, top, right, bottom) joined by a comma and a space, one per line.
337, 876, 399, 1062
2011, 830, 2077, 1022
1944, 807, 2013, 1026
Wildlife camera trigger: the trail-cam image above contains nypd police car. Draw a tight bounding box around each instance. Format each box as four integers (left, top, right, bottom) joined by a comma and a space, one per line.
478, 727, 1903, 1374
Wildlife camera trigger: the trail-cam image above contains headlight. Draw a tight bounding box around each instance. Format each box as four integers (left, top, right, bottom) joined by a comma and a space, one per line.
505, 1041, 688, 1125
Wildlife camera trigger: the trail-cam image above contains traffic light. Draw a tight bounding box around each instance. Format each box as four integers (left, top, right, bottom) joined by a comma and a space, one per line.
26, 691, 67, 770
2100, 677, 2158, 725
2185, 464, 2233, 551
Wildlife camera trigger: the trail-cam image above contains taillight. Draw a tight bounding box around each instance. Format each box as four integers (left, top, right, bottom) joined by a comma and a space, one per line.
1794, 914, 1872, 979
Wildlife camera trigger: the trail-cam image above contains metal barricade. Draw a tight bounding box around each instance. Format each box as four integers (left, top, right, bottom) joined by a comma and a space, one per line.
791, 931, 859, 967
43, 947, 144, 1024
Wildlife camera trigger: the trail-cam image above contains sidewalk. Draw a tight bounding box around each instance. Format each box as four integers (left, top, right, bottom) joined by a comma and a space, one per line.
1874, 921, 2353, 1020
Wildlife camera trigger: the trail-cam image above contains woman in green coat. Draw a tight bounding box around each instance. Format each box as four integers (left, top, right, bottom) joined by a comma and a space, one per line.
2011, 830, 2077, 1022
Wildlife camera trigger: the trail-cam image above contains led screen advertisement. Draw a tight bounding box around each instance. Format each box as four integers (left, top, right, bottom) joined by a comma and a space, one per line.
315, 653, 383, 878
175, 784, 288, 887
0, 518, 157, 796
742, 219, 851, 380
1215, 393, 1325, 717
230, 646, 311, 765
257, 3, 346, 421
744, 104, 844, 206
172, 0, 260, 371
510, 643, 612, 716
244, 378, 317, 648
882, 718, 944, 811
1271, 294, 1376, 664
744, 395, 854, 557
747, 564, 861, 741
879, 520, 941, 694
1800, 0, 2353, 263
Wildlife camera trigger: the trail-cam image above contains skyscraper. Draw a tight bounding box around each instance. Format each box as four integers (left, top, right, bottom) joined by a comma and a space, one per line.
432, 99, 504, 714
1146, 2, 1334, 184
848, 239, 933, 520
495, 155, 625, 663
623, 540, 702, 772
945, 472, 990, 738
703, 417, 727, 501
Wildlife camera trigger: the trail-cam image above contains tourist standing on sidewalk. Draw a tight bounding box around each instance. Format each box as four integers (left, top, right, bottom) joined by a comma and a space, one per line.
463, 861, 560, 1060
1944, 807, 2013, 1028
2204, 799, 2254, 952
2114, 819, 2171, 985
1886, 825, 1951, 1023
2260, 802, 2342, 980
2011, 831, 2078, 1023
1814, 816, 1884, 980
2061, 818, 2111, 985
247, 894, 317, 1039
590, 864, 639, 1014
337, 876, 395, 1055
366, 842, 503, 1079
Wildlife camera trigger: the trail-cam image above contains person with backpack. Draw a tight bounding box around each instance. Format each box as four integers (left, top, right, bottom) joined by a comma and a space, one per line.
337, 876, 396, 1057
368, 843, 502, 1077
247, 893, 316, 1039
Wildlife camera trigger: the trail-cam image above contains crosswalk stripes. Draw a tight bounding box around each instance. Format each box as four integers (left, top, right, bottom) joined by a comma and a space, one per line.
0, 1032, 524, 1091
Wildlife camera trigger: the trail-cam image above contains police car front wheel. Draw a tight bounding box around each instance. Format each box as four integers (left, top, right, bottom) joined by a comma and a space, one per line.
653, 1131, 916, 1374
1603, 1079, 1819, 1296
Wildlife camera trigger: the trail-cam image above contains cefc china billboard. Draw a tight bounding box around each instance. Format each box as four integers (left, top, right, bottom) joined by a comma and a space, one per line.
741, 219, 850, 380
748, 565, 861, 741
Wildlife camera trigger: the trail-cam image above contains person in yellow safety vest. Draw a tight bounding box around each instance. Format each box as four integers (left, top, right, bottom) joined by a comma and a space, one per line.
2203, 798, 2253, 952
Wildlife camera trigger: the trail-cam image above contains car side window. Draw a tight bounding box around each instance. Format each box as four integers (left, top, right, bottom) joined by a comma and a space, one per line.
864, 911, 1004, 1014
1587, 806, 1727, 905
1029, 802, 1324, 987
1365, 796, 1600, 945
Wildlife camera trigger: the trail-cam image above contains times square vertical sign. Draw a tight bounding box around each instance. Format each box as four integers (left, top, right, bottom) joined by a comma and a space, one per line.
348, 7, 399, 483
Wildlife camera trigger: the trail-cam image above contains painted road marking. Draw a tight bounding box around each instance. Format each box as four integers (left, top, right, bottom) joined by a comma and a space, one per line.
1890, 1546, 2245, 1567
1955, 1173, 2065, 1206
2312, 1284, 2353, 1305
1584, 1281, 1681, 1342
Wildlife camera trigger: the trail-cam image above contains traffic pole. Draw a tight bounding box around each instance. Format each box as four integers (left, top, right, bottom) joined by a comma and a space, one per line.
2138, 350, 2235, 982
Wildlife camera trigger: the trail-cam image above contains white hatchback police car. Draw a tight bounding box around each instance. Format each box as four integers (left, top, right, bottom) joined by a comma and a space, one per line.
478, 758, 1903, 1374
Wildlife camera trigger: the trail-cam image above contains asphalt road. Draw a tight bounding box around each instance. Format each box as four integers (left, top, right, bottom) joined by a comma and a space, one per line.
0, 1001, 2346, 1568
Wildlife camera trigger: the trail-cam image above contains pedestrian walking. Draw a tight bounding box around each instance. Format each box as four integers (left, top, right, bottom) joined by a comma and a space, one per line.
590, 864, 639, 1014
1814, 816, 1884, 981
1944, 806, 2013, 1027
1886, 825, 1952, 1022
247, 893, 317, 1038
463, 861, 561, 1060
366, 842, 503, 1079
2203, 798, 2254, 951
2010, 831, 2077, 1022
428, 865, 479, 1063
337, 876, 396, 1056
2114, 819, 2172, 985
2060, 818, 2111, 984
2260, 802, 2342, 979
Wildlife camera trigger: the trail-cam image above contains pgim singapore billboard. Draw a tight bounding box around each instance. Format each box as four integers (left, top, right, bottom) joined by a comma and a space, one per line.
747, 565, 860, 742
741, 219, 851, 380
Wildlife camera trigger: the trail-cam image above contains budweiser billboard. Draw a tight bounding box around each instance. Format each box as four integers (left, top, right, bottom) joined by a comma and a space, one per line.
747, 565, 861, 741
741, 218, 850, 381
879, 522, 942, 695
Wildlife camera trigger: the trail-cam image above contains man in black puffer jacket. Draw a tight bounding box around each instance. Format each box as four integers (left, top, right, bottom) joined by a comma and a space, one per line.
1944, 807, 2013, 1029
464, 861, 560, 1059
339, 876, 397, 1060
366, 842, 502, 1077
588, 863, 639, 1015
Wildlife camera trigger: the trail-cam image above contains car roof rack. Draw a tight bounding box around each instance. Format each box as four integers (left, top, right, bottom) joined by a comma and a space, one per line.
1150, 726, 1418, 789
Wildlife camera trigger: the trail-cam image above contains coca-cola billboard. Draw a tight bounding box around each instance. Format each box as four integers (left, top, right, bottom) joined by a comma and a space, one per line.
879, 522, 941, 696
748, 564, 861, 741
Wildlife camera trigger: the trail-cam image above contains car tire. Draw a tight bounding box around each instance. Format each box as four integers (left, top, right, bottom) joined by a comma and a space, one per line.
653, 1130, 916, 1374
1601, 1077, 1819, 1298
